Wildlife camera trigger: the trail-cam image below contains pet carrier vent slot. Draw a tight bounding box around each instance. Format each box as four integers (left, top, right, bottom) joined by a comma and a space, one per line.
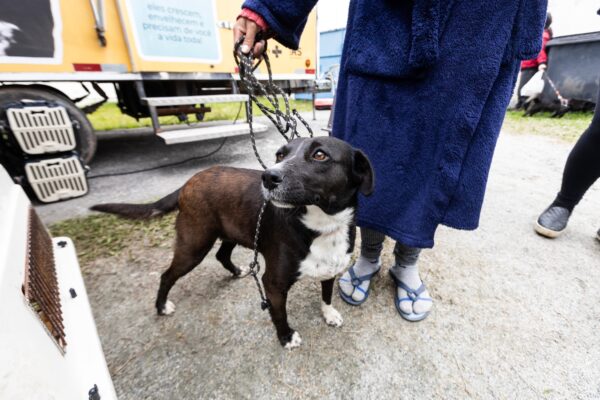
23, 207, 66, 350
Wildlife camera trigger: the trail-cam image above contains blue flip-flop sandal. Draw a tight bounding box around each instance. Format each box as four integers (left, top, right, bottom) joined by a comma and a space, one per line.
338, 262, 381, 306
389, 270, 432, 322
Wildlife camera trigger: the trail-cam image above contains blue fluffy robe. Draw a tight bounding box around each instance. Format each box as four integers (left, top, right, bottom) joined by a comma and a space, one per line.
243, 0, 547, 247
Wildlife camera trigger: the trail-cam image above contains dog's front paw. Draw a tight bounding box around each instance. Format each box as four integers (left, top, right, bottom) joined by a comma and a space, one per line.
235, 264, 251, 278
281, 331, 302, 349
321, 303, 343, 327
158, 300, 176, 316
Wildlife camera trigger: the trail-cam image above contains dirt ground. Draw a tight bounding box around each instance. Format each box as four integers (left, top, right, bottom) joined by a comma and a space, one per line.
39, 114, 600, 399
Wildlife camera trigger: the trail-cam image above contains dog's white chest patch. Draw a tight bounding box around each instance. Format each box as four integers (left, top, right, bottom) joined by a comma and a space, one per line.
298, 206, 353, 280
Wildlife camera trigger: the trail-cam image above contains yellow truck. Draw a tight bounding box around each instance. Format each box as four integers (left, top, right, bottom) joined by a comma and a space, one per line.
0, 0, 318, 202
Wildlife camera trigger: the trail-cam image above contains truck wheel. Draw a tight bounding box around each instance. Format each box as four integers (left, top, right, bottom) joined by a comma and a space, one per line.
0, 86, 97, 164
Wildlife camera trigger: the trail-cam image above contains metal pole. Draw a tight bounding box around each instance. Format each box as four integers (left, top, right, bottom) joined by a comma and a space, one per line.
115, 0, 138, 72
98, 0, 105, 29
311, 83, 316, 121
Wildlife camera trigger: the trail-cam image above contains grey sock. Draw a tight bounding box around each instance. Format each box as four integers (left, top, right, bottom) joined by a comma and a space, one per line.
390, 242, 422, 288
339, 255, 381, 302
389, 243, 432, 315
339, 228, 384, 302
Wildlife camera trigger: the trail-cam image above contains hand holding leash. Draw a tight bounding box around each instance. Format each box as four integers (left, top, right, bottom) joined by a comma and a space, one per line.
233, 16, 266, 56
233, 33, 313, 169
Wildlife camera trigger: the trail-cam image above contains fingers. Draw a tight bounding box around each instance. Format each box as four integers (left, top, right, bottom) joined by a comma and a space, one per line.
233, 17, 246, 45
241, 21, 258, 54
233, 17, 266, 57
253, 40, 266, 57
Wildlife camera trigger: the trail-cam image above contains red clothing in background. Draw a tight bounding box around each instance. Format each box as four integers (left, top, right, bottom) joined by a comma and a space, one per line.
521, 29, 551, 69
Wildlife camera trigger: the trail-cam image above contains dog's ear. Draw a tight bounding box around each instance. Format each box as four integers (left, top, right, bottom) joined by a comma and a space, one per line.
352, 149, 375, 196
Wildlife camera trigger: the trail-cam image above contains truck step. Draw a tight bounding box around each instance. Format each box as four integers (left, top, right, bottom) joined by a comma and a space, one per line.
157, 122, 268, 145
143, 94, 249, 107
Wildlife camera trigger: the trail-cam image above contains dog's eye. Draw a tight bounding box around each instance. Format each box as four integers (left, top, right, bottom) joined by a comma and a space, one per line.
275, 152, 284, 162
312, 150, 328, 161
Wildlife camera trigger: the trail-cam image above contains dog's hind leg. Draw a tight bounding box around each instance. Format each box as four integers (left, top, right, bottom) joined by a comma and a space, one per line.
155, 216, 216, 315
155, 242, 213, 315
216, 240, 247, 277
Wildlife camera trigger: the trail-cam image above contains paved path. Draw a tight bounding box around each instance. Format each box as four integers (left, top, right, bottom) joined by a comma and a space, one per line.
37, 113, 600, 399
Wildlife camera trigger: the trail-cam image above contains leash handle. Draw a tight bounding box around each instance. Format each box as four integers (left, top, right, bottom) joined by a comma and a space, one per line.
233, 34, 313, 145
233, 32, 270, 74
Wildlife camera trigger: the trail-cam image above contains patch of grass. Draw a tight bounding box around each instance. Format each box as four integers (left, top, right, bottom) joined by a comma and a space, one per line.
88, 100, 313, 131
50, 213, 176, 265
502, 110, 593, 142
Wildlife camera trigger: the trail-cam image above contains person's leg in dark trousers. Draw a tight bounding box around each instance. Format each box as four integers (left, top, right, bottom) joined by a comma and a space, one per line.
516, 68, 538, 110
536, 89, 600, 237
553, 104, 600, 210
359, 227, 386, 261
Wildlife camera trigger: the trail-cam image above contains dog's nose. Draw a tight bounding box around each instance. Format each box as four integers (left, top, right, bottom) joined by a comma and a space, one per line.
262, 169, 283, 190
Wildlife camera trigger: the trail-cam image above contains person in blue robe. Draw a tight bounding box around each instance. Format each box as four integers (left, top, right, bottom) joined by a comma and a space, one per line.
235, 0, 548, 321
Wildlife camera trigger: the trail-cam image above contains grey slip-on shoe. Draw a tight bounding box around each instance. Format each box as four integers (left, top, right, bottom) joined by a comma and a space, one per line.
535, 206, 571, 238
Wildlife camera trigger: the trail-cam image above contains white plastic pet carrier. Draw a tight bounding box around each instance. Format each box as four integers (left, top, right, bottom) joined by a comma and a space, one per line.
7, 106, 76, 155
24, 156, 88, 203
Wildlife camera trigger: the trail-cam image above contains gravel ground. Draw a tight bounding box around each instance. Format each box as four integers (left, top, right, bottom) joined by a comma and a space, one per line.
37, 112, 600, 399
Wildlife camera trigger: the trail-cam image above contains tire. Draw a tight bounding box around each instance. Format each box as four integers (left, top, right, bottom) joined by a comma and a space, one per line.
0, 86, 97, 164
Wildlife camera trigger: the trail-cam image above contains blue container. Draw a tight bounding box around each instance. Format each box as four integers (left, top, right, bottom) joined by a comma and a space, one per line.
297, 28, 346, 100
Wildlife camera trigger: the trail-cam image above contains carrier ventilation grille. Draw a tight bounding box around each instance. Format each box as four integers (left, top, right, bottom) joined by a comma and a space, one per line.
25, 156, 88, 203
23, 207, 66, 350
6, 106, 76, 155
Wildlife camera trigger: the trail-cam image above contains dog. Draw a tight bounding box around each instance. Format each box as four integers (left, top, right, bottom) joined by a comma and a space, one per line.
91, 136, 374, 348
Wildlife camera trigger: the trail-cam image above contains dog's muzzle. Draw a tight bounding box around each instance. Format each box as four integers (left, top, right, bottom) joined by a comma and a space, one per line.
262, 169, 283, 190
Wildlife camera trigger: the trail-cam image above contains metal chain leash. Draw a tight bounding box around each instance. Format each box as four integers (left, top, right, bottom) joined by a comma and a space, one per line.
543, 71, 570, 108
233, 35, 315, 311
248, 193, 271, 310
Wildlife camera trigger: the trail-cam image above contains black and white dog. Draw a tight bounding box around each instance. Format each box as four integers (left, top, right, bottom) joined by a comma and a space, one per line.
92, 136, 374, 348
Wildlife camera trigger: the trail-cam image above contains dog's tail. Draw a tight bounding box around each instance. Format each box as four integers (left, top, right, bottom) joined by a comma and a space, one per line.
90, 189, 181, 220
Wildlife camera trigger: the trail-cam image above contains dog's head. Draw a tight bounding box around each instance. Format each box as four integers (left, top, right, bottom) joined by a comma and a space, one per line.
261, 137, 374, 213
